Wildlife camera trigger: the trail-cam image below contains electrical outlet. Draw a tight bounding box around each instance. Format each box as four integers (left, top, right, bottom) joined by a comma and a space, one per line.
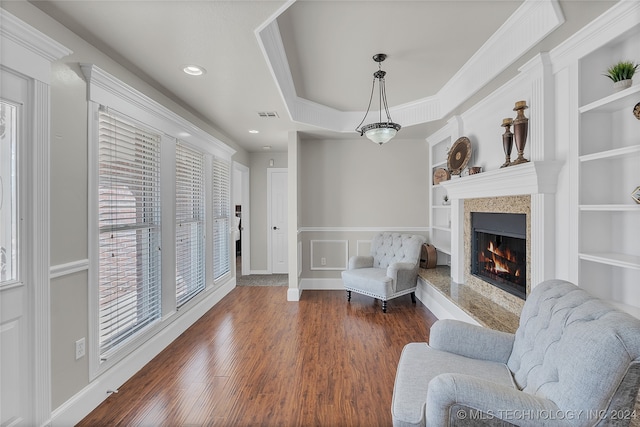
75, 337, 85, 360
320, 257, 327, 266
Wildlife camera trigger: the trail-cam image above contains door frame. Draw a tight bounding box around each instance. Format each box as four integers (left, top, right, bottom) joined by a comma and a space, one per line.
266, 168, 287, 274
233, 161, 250, 276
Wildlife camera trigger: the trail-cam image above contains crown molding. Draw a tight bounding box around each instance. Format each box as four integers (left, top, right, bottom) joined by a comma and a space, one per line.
0, 8, 72, 83
256, 0, 564, 134
80, 63, 236, 158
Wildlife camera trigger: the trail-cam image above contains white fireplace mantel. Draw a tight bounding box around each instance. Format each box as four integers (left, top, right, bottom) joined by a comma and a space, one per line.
438, 160, 564, 289
440, 161, 564, 200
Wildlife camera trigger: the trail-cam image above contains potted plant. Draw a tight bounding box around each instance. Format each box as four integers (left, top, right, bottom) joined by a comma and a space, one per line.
603, 60, 638, 91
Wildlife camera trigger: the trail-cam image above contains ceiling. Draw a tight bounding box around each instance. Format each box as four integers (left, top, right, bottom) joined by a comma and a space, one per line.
30, 0, 616, 152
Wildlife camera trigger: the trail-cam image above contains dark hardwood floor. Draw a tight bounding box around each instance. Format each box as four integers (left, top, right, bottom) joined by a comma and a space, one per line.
78, 286, 438, 427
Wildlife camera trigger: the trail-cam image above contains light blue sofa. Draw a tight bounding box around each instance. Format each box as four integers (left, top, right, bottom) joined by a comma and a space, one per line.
392, 279, 640, 426
342, 232, 426, 312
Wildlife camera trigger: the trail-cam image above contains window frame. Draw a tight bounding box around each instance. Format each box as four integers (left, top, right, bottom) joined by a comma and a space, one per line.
96, 108, 163, 358
84, 64, 235, 379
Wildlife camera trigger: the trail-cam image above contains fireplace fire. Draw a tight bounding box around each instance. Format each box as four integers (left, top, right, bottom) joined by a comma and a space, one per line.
471, 213, 526, 300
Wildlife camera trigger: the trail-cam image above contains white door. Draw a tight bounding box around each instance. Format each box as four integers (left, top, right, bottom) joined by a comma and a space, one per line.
0, 70, 31, 426
269, 169, 288, 274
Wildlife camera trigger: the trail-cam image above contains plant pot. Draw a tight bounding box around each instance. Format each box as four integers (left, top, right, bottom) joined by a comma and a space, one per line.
613, 79, 632, 92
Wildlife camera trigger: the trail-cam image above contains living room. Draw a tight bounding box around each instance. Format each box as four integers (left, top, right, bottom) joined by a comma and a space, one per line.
1, 0, 639, 425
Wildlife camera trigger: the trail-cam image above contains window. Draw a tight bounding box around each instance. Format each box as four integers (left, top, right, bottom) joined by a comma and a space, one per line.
212, 157, 230, 280
85, 64, 236, 377
175, 142, 205, 306
97, 109, 162, 357
0, 101, 17, 285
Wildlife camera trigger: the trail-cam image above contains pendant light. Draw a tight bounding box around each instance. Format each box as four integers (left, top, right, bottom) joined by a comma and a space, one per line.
355, 53, 401, 145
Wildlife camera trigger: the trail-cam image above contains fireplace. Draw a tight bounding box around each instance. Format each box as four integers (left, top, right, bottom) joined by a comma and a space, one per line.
471, 212, 526, 300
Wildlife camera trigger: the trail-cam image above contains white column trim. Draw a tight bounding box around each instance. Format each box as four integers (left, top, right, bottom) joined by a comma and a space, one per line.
32, 78, 52, 427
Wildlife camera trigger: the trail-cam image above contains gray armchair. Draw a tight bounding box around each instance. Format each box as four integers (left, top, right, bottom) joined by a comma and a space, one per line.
341, 232, 426, 312
392, 279, 640, 426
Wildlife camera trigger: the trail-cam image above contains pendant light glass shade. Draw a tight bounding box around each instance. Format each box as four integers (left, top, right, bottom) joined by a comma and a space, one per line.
362, 123, 399, 145
355, 54, 401, 145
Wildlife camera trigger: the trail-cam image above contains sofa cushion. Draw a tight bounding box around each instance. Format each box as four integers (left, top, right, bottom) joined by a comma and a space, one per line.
392, 343, 517, 427
507, 280, 640, 419
342, 267, 392, 296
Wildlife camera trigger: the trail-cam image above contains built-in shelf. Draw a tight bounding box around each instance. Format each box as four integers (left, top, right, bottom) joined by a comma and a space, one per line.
579, 252, 640, 270
579, 145, 640, 162
433, 159, 447, 168
574, 23, 640, 317
435, 246, 452, 256
432, 205, 451, 210
579, 204, 640, 212
432, 226, 451, 232
578, 84, 640, 113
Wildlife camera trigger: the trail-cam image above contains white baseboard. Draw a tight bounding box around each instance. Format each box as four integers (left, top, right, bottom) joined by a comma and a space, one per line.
287, 287, 302, 301
249, 269, 270, 275
50, 279, 236, 426
300, 278, 344, 291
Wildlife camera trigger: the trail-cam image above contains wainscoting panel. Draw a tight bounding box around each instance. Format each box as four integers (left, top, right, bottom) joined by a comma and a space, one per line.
356, 240, 371, 257
309, 240, 348, 271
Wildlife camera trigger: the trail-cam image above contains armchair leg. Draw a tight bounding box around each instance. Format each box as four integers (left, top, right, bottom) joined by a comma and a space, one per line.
410, 292, 416, 304
382, 300, 387, 313
347, 290, 351, 301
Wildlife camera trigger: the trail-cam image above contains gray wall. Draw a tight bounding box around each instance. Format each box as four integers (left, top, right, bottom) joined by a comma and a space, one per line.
297, 137, 430, 279
299, 137, 429, 227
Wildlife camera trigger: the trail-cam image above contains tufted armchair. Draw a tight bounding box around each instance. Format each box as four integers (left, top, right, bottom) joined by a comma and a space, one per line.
341, 232, 426, 313
392, 279, 640, 426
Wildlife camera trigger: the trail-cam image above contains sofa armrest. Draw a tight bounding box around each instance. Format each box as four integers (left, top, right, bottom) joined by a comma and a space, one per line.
427, 373, 566, 427
388, 262, 419, 292
348, 255, 374, 270
429, 319, 515, 364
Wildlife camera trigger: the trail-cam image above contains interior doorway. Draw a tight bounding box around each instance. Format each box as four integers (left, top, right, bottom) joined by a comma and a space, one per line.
233, 162, 250, 277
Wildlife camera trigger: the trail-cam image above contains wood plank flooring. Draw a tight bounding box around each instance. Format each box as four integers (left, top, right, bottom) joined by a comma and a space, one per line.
77, 286, 437, 427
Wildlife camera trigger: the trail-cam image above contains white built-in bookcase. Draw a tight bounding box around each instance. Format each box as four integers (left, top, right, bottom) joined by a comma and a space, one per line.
575, 26, 640, 309
427, 117, 464, 266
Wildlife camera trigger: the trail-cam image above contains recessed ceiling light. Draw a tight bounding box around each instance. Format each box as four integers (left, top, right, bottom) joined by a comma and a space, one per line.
248, 129, 259, 134
262, 146, 272, 150
183, 65, 206, 76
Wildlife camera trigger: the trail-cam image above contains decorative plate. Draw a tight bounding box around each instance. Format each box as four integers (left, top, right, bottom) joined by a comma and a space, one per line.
433, 167, 450, 185
634, 102, 640, 120
447, 136, 472, 175
632, 186, 640, 204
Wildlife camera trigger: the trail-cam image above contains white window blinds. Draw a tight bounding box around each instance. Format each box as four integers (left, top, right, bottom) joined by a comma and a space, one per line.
175, 142, 205, 306
98, 109, 162, 357
212, 157, 230, 280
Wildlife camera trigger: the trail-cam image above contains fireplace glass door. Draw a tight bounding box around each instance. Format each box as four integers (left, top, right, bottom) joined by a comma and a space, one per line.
471, 212, 526, 300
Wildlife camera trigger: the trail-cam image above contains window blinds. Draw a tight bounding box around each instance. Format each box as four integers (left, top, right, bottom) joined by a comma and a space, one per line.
175, 142, 205, 306
98, 109, 162, 357
212, 157, 230, 280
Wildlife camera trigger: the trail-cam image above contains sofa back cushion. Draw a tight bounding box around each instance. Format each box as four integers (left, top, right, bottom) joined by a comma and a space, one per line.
370, 233, 425, 269
507, 280, 640, 416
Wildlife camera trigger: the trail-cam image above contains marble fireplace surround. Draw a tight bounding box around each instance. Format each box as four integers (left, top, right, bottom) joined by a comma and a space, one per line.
464, 196, 530, 315
440, 161, 563, 316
